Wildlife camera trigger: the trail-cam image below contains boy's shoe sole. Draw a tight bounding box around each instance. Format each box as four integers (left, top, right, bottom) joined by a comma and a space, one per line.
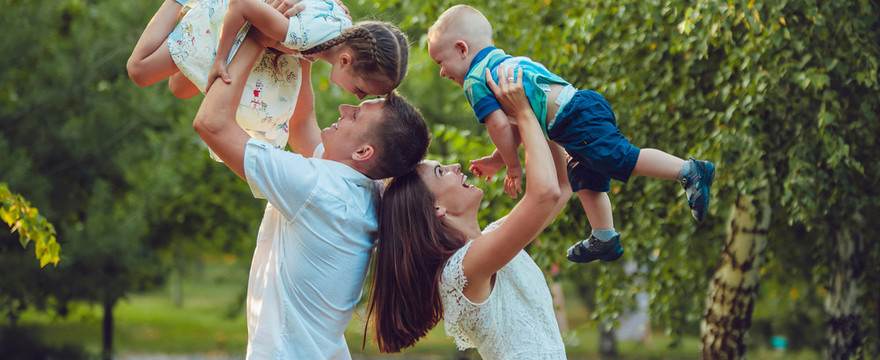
566, 234, 623, 263
681, 158, 715, 221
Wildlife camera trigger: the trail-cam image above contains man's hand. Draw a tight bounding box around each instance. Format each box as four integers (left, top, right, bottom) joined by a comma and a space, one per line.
206, 59, 231, 92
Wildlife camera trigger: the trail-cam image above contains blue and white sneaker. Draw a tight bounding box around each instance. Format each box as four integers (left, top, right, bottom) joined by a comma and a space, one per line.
566, 234, 623, 263
680, 157, 715, 221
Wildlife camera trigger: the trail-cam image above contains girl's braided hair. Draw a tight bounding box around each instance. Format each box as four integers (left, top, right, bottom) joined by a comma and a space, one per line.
302, 21, 409, 91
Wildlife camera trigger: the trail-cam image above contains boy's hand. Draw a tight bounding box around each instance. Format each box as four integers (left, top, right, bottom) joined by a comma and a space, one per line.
206, 60, 231, 93
469, 154, 504, 182
503, 164, 523, 199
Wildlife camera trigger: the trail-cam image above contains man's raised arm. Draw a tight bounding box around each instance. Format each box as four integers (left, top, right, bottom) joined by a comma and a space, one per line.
192, 35, 266, 180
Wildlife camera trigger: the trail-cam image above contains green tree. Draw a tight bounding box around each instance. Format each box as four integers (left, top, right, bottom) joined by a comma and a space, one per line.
375, 0, 879, 358
1, 0, 263, 358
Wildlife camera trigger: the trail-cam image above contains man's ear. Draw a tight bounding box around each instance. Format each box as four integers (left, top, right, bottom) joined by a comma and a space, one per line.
455, 40, 469, 60
352, 144, 375, 162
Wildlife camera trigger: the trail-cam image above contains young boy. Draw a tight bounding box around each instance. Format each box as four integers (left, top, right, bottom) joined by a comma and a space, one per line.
427, 5, 715, 264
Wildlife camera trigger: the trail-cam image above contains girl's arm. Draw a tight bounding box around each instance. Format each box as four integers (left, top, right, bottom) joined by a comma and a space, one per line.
461, 67, 561, 296
207, 0, 293, 91
286, 59, 322, 156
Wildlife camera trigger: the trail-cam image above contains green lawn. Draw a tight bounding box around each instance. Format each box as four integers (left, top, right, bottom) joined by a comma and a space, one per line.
18, 258, 819, 359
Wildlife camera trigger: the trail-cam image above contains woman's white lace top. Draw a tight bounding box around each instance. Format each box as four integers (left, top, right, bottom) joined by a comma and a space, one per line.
439, 220, 566, 360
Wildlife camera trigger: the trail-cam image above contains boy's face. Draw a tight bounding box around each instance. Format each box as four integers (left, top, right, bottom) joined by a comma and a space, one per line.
427, 32, 471, 88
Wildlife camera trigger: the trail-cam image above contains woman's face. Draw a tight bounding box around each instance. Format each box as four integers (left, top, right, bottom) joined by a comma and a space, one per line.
417, 160, 483, 216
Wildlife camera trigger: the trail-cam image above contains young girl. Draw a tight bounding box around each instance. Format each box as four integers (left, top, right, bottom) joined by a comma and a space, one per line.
128, 0, 408, 152
366, 67, 570, 359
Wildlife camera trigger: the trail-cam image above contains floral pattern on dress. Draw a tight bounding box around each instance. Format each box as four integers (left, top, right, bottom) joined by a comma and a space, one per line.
167, 0, 350, 154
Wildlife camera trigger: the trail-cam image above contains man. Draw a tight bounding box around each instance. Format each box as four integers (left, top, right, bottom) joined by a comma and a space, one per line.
193, 29, 429, 359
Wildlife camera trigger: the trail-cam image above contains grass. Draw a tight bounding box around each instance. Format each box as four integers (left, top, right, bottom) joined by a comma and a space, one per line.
18, 257, 819, 359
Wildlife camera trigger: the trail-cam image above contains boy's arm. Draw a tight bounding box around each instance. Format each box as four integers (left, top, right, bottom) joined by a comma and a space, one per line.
484, 110, 524, 198
286, 59, 322, 156
193, 34, 266, 180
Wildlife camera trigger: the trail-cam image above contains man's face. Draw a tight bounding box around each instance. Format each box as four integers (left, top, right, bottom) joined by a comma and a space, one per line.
320, 98, 386, 161
428, 32, 470, 88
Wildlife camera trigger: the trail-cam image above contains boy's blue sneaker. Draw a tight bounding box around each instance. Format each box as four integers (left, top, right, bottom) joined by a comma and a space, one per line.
566, 234, 623, 263
681, 157, 715, 221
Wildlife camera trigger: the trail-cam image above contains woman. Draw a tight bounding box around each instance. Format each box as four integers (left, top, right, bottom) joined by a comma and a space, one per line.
367, 66, 571, 359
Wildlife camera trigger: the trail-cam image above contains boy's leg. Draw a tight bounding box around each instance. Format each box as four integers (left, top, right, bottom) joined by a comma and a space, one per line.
631, 148, 685, 180
577, 189, 613, 230
631, 148, 715, 221
562, 159, 623, 263
127, 0, 185, 87
566, 189, 623, 263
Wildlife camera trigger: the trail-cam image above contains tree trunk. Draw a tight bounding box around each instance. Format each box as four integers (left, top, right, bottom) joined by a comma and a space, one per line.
701, 193, 770, 359
102, 298, 116, 360
824, 222, 864, 359
599, 321, 618, 359
172, 240, 184, 308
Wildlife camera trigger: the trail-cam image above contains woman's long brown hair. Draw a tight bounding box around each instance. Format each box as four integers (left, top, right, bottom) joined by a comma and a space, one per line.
364, 169, 466, 353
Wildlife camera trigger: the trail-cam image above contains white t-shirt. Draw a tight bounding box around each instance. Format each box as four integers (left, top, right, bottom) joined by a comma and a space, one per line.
440, 219, 566, 360
242, 139, 378, 359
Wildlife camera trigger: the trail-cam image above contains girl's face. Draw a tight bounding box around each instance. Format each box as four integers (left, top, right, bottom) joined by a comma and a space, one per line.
329, 62, 393, 100
417, 160, 483, 217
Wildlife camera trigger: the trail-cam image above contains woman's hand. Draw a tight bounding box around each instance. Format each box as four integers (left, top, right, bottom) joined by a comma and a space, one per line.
485, 66, 529, 118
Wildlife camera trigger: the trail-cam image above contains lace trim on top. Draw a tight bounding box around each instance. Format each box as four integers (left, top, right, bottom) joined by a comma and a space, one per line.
440, 240, 479, 350
439, 218, 505, 351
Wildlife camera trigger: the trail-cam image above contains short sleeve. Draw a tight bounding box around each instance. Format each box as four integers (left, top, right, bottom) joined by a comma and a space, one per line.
244, 138, 319, 219
283, 0, 352, 50
464, 76, 502, 123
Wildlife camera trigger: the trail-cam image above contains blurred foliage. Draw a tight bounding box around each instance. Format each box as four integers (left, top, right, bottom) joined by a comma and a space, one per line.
0, 0, 262, 345
372, 0, 879, 355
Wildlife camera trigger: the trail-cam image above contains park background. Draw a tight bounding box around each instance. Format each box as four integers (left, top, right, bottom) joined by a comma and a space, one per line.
1, 0, 878, 359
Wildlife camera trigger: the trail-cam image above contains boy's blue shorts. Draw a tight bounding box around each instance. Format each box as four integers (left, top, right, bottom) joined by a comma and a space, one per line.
548, 90, 640, 193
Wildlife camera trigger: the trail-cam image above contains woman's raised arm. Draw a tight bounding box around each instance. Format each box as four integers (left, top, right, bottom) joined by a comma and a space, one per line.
461, 66, 560, 286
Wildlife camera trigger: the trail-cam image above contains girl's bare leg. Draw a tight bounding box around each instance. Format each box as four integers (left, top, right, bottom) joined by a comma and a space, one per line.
127, 0, 184, 87
169, 72, 200, 99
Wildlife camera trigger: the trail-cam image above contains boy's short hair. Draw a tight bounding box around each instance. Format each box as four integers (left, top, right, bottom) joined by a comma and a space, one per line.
428, 4, 493, 46
366, 92, 430, 179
